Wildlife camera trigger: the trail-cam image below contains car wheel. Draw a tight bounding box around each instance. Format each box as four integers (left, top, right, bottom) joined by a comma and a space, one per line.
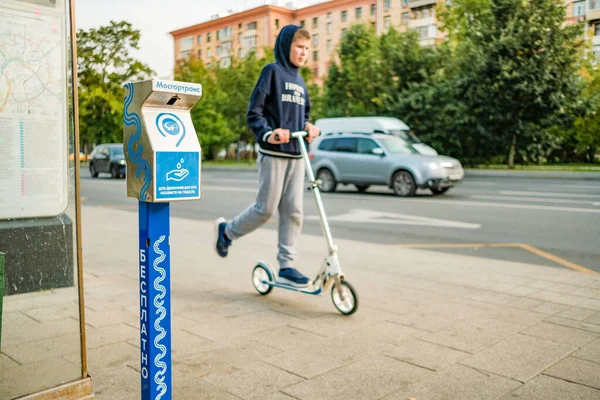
431, 187, 449, 195
392, 170, 417, 197
317, 168, 337, 192
355, 184, 370, 193
89, 163, 98, 178
110, 164, 119, 179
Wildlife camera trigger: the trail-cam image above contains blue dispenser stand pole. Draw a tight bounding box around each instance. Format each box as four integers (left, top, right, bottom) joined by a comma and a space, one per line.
139, 201, 172, 400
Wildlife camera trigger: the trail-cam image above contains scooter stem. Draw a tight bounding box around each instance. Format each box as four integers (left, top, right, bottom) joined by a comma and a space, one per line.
292, 131, 337, 254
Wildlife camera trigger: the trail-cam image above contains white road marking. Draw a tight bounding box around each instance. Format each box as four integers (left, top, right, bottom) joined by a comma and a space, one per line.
306, 209, 481, 229
461, 181, 496, 186
472, 195, 599, 206
548, 184, 600, 190
401, 198, 600, 213
499, 191, 600, 199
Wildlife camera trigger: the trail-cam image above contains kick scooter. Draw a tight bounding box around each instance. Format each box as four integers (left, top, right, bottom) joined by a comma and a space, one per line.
251, 131, 359, 315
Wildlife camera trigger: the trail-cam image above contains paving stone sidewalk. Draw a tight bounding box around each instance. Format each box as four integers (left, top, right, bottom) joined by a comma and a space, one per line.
62, 206, 600, 398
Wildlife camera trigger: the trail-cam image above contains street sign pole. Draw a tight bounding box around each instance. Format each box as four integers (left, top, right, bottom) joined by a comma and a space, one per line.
139, 201, 171, 399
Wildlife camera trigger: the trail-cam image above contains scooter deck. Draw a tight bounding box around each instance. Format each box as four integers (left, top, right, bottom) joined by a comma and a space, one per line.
266, 280, 322, 295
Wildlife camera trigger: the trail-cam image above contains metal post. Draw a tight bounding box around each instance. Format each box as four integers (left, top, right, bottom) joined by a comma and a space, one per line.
139, 201, 172, 400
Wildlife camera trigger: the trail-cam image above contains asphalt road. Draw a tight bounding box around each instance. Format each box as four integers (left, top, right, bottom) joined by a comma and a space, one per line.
80, 168, 600, 273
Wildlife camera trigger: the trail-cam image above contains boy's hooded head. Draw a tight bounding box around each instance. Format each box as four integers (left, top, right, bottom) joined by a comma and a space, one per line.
275, 25, 310, 72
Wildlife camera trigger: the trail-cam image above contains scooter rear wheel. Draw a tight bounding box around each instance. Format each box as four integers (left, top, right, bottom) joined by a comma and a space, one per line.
331, 280, 358, 315
252, 265, 273, 295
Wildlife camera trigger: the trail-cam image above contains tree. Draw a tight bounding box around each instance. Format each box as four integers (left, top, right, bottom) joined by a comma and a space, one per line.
322, 24, 386, 116
77, 21, 153, 149
439, 0, 583, 167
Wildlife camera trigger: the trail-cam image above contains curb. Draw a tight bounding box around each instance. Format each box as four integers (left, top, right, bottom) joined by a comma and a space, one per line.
201, 165, 600, 179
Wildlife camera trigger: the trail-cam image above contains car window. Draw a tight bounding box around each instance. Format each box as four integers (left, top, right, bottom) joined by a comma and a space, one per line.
378, 137, 419, 155
318, 138, 336, 151
101, 148, 109, 156
110, 147, 124, 156
334, 138, 357, 153
390, 129, 422, 143
357, 138, 380, 154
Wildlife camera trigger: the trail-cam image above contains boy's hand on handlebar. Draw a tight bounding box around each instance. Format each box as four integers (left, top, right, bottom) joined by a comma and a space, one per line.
268, 128, 290, 144
305, 123, 320, 143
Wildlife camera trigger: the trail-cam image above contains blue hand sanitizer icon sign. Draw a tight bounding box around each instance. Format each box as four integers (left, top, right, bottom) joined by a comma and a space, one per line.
156, 113, 186, 147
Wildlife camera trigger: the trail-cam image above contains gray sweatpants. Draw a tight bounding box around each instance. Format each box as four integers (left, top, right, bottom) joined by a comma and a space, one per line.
225, 153, 305, 269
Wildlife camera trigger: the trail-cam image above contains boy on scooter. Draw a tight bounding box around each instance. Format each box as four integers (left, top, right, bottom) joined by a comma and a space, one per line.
214, 25, 320, 286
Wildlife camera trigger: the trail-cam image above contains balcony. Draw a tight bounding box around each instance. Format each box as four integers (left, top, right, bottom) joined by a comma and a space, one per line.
408, 17, 436, 28
408, 0, 437, 9
589, 9, 600, 21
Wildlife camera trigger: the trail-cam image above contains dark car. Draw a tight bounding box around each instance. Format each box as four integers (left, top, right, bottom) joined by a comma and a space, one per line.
89, 144, 126, 179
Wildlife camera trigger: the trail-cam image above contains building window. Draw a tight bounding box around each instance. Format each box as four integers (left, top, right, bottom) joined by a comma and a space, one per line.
593, 44, 600, 62
313, 67, 319, 77
341, 10, 348, 22
595, 23, 600, 35
385, 0, 391, 9
327, 22, 332, 34
402, 12, 410, 25
217, 41, 232, 56
217, 26, 232, 41
238, 23, 242, 29
300, 20, 305, 27
247, 21, 257, 30
371, 4, 376, 16
244, 35, 257, 49
197, 35, 202, 45
313, 17, 318, 28
207, 32, 211, 43
220, 57, 231, 68
402, 0, 408, 6
423, 8, 429, 18
237, 32, 242, 43
197, 49, 202, 59
590, 0, 598, 10
356, 7, 362, 18
313, 51, 318, 61
384, 15, 391, 28
327, 39, 332, 52
238, 48, 242, 57
341, 28, 347, 37
275, 19, 280, 29
574, 1, 586, 15
327, 12, 332, 18
180, 36, 193, 52
207, 48, 212, 58
313, 34, 318, 46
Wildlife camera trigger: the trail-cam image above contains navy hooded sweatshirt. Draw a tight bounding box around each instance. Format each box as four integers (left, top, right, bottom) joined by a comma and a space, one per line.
247, 25, 311, 158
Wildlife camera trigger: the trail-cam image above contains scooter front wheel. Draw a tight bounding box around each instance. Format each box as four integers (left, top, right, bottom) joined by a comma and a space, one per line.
252, 265, 273, 295
331, 280, 358, 315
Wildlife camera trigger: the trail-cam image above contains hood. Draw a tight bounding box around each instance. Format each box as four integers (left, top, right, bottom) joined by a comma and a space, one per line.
274, 25, 301, 74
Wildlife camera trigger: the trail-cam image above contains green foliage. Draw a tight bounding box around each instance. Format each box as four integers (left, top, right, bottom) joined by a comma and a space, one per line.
321, 0, 589, 166
77, 21, 153, 149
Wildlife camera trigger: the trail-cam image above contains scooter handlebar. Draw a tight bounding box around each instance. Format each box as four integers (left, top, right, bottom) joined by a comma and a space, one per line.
273, 131, 307, 141
291, 131, 308, 139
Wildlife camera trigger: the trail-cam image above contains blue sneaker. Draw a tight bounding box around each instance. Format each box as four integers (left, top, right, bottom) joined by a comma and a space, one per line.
278, 268, 310, 286
214, 217, 231, 257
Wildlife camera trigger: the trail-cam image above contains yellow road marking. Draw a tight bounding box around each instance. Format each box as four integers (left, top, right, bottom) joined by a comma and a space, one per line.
393, 243, 597, 274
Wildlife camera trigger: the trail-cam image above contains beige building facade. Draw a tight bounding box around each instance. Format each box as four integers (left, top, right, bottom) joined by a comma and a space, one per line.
170, 0, 600, 82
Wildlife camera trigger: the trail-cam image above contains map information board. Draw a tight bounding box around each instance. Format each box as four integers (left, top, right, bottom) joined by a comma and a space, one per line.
0, 2, 68, 219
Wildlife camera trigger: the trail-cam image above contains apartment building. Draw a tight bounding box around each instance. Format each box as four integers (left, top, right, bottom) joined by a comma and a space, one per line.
570, 0, 600, 60
169, 0, 600, 83
170, 0, 442, 83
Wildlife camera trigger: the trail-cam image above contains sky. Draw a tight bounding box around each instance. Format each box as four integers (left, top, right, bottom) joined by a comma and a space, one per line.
76, 0, 319, 79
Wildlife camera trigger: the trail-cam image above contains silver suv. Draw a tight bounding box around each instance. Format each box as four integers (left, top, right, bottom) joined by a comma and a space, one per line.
309, 133, 464, 196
